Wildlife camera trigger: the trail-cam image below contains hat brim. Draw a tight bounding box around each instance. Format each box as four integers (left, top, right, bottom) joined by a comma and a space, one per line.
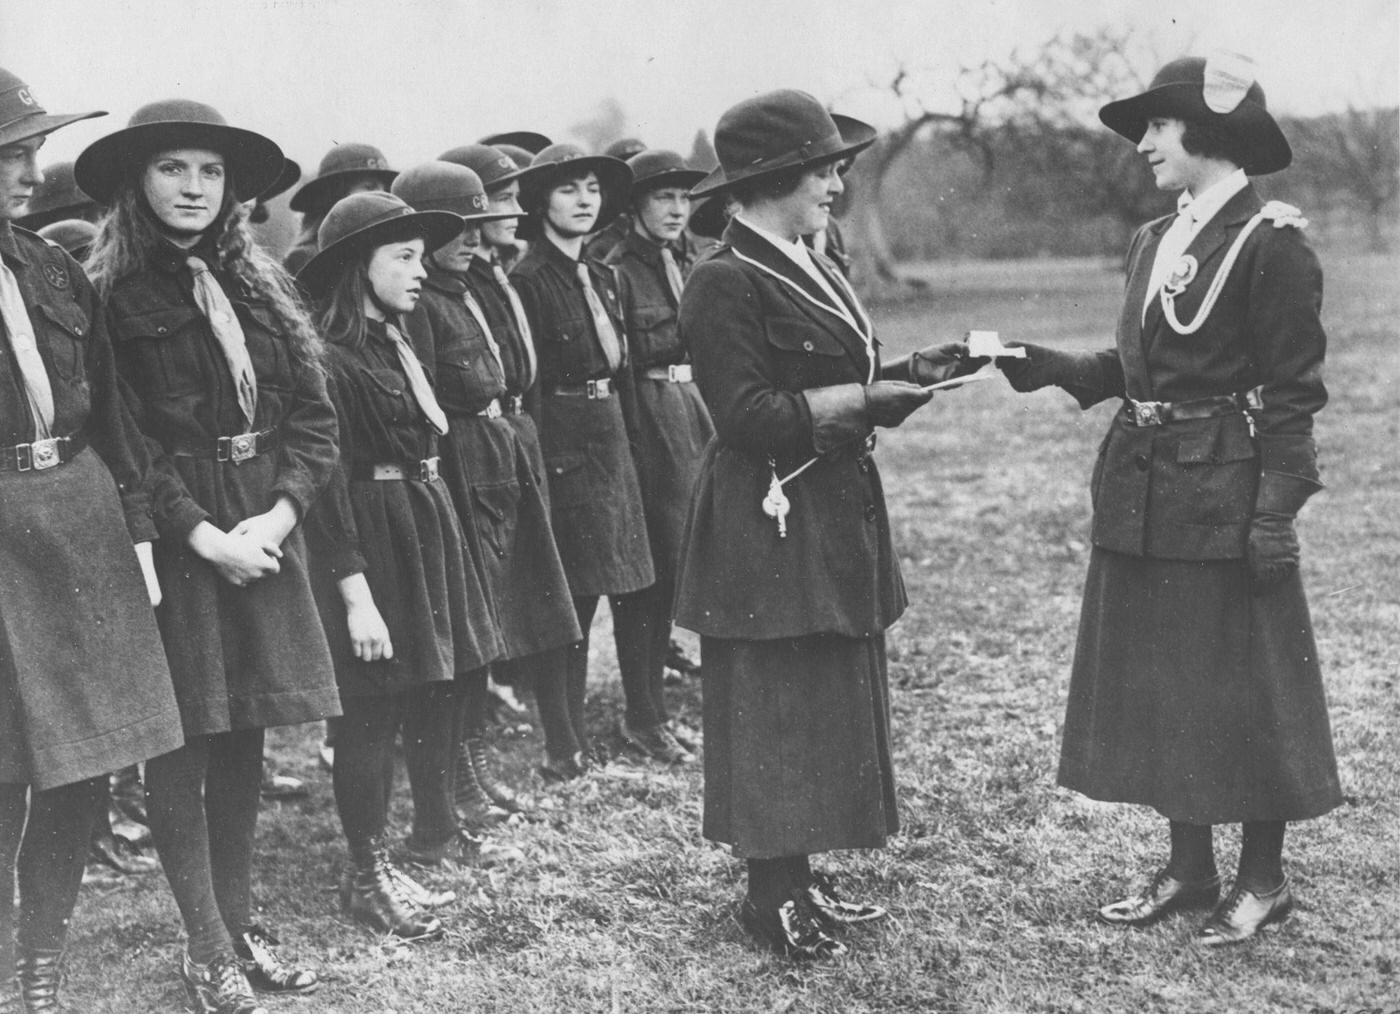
296, 209, 463, 299
479, 131, 552, 155
690, 116, 876, 199
74, 121, 284, 204
0, 109, 105, 149
633, 168, 709, 195
1099, 83, 1292, 175
289, 167, 400, 213
16, 200, 97, 231
258, 159, 302, 202
686, 194, 731, 240
518, 155, 633, 236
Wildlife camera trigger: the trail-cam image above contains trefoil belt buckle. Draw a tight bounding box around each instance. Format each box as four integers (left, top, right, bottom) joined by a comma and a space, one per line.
419, 457, 441, 482
25, 437, 63, 471
586, 378, 611, 399
220, 432, 258, 464
668, 364, 692, 383
482, 399, 502, 418
1132, 401, 1164, 426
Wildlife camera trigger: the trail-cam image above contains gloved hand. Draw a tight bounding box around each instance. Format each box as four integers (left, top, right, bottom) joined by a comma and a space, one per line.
908, 342, 991, 386
996, 342, 1074, 392
1246, 513, 1300, 591
1246, 470, 1322, 594
864, 381, 933, 428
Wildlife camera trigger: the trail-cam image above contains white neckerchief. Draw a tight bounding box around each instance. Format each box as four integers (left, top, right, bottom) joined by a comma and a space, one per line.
1143, 168, 1248, 321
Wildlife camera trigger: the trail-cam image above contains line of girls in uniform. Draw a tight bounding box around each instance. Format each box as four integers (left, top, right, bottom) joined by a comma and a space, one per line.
2, 72, 727, 1014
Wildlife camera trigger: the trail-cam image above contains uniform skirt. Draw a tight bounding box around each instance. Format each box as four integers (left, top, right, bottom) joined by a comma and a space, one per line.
313, 475, 500, 698
0, 450, 184, 789
1058, 547, 1343, 824
538, 392, 654, 598
440, 413, 580, 660
629, 376, 714, 582
156, 453, 340, 734
701, 633, 899, 858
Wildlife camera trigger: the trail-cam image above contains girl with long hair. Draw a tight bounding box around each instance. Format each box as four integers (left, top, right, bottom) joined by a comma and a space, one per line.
77, 100, 341, 1014
298, 191, 502, 940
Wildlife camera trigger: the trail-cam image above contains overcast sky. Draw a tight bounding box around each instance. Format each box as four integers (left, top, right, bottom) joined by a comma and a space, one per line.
3, 0, 1396, 176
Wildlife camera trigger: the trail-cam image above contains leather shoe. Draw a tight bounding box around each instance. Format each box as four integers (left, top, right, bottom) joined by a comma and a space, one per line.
1198, 878, 1293, 946
1097, 868, 1222, 926
805, 872, 887, 925
738, 895, 848, 960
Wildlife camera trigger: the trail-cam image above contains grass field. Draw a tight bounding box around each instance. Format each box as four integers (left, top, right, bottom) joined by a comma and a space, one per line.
62, 248, 1398, 1013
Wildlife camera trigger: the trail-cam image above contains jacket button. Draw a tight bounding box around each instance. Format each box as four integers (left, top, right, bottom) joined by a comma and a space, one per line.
864, 505, 878, 522
1134, 453, 1150, 471
802, 340, 815, 352
157, 326, 169, 334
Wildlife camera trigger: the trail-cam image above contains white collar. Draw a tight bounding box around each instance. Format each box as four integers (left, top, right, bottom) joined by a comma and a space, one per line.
1178, 168, 1248, 230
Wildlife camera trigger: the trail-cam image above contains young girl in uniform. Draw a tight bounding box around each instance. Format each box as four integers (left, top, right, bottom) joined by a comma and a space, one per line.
79, 99, 341, 1013
298, 191, 502, 939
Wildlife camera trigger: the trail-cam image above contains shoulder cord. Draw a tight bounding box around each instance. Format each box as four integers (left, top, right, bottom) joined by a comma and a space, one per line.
1160, 212, 1266, 335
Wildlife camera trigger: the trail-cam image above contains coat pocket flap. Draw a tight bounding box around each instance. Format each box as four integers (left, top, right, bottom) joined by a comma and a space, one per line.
113, 307, 202, 342
471, 480, 522, 522
545, 452, 588, 481
765, 316, 845, 357
35, 302, 90, 339
1175, 420, 1256, 464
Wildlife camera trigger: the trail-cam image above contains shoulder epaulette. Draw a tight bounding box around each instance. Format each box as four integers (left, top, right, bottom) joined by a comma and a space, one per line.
1259, 200, 1308, 230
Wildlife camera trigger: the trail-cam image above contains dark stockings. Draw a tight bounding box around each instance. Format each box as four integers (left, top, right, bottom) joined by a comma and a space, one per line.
611, 580, 673, 730
525, 646, 579, 764
745, 855, 814, 912
1164, 819, 1287, 893
0, 777, 105, 971
333, 693, 407, 865
144, 730, 264, 964
402, 681, 462, 850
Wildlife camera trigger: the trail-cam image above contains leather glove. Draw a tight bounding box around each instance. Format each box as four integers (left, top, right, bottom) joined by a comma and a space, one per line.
863, 381, 933, 428
996, 342, 1075, 392
1246, 513, 1300, 591
1246, 471, 1323, 594
908, 342, 991, 386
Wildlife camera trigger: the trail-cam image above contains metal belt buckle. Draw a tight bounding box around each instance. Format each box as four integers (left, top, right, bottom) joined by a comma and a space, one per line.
217, 433, 258, 463
587, 378, 611, 399
1132, 401, 1163, 426
506, 395, 524, 415
419, 457, 441, 482
481, 399, 502, 419
668, 364, 693, 383
24, 437, 63, 471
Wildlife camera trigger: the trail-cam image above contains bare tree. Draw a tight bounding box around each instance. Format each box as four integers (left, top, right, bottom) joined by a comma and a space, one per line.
1284, 107, 1399, 251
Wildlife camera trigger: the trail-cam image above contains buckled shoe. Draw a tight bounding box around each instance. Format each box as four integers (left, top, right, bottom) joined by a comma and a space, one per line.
1198, 878, 1293, 946
233, 925, 317, 994
1097, 868, 1222, 926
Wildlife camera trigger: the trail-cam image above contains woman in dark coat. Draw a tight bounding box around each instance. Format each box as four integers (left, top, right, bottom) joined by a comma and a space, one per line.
510, 144, 656, 780
605, 149, 714, 764
394, 160, 580, 819
0, 68, 185, 1013
80, 100, 341, 1012
674, 89, 981, 959
1000, 54, 1341, 945
299, 191, 501, 940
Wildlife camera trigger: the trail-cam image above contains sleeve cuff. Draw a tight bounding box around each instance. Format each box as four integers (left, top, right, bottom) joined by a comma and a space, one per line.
159, 499, 214, 542
802, 383, 871, 455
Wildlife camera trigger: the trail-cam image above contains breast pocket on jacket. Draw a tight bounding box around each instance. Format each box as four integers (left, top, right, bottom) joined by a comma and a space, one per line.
542, 314, 601, 386
34, 301, 91, 385
764, 314, 848, 389
111, 306, 209, 400
237, 303, 295, 394
361, 368, 414, 425
627, 301, 680, 364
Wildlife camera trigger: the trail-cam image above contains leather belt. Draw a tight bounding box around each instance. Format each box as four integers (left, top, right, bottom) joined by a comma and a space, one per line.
353, 457, 441, 482
0, 433, 87, 472
642, 364, 694, 383
1122, 388, 1262, 428
477, 398, 503, 419
550, 378, 611, 399
171, 427, 279, 464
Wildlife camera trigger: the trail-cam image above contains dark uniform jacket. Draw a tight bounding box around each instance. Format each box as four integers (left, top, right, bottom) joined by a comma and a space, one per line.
1052, 184, 1326, 560
605, 229, 702, 369
673, 218, 908, 640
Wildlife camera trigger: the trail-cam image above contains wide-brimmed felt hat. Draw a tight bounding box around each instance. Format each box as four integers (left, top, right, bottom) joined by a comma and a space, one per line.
605, 137, 647, 162
438, 143, 534, 192
492, 144, 537, 174
518, 143, 633, 235
627, 149, 707, 197
259, 158, 302, 202
296, 191, 462, 298
691, 89, 876, 199
0, 67, 105, 148
290, 142, 398, 213
478, 131, 552, 155
392, 161, 519, 222
37, 218, 97, 256
75, 99, 284, 204
687, 193, 734, 240
1098, 53, 1291, 175
15, 161, 100, 230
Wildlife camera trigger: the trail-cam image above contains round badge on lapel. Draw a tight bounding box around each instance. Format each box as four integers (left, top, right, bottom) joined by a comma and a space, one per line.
43, 262, 69, 289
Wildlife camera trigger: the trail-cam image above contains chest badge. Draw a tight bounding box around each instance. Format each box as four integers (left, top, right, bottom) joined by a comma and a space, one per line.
43, 262, 69, 290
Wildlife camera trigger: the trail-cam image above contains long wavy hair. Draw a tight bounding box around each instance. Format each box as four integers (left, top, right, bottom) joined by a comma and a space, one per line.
316, 254, 376, 351
86, 166, 322, 373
